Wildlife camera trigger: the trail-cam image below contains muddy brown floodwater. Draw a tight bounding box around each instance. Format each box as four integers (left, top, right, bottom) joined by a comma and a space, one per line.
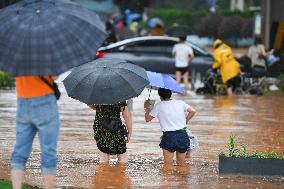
0, 82, 284, 188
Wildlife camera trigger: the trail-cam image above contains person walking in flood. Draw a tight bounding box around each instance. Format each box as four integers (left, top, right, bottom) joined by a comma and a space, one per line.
11, 76, 60, 189
172, 36, 194, 90
144, 88, 196, 170
212, 39, 241, 97
89, 102, 132, 163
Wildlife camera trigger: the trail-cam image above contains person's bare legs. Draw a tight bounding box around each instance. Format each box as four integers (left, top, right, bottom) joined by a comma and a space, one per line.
176, 151, 189, 174
185, 150, 192, 159
11, 170, 24, 189
227, 87, 233, 97
183, 71, 189, 89
176, 152, 186, 166
175, 71, 181, 84
162, 150, 174, 174
43, 175, 55, 189
117, 153, 127, 163
99, 151, 109, 163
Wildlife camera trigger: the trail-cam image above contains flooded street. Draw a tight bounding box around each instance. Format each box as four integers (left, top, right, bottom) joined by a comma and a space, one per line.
0, 83, 284, 188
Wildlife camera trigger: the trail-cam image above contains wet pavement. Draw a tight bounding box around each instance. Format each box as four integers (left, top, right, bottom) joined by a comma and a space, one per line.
0, 81, 284, 188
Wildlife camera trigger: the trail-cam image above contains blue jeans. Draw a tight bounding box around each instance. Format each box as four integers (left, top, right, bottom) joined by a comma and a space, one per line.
11, 94, 60, 175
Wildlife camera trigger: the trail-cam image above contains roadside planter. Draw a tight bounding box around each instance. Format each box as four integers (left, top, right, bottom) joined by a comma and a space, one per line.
219, 135, 284, 175
219, 155, 284, 175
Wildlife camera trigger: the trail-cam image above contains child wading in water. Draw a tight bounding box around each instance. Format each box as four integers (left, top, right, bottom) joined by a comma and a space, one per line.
144, 88, 197, 170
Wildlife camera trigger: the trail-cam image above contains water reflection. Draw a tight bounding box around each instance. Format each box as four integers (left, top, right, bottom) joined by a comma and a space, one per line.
91, 163, 131, 188
160, 165, 190, 189
0, 88, 284, 188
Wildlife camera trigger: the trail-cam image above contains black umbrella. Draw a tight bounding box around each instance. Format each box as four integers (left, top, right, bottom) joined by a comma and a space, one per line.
0, 0, 107, 76
63, 58, 149, 105
166, 26, 192, 37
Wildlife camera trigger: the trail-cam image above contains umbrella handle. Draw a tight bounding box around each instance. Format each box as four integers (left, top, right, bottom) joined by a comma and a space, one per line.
147, 86, 152, 100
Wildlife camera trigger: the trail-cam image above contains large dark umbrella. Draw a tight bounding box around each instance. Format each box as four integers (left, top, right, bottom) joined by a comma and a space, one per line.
0, 0, 107, 76
166, 26, 192, 37
63, 58, 149, 105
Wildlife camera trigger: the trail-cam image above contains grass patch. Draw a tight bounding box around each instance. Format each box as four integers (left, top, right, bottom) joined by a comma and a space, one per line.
0, 180, 40, 189
278, 74, 284, 91
0, 71, 15, 88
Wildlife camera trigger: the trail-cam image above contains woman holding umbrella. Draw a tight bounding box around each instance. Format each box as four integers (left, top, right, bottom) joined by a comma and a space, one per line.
89, 103, 132, 163
63, 57, 149, 163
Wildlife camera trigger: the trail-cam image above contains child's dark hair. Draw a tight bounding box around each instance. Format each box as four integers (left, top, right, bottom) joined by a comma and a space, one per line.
158, 88, 172, 100
179, 36, 186, 42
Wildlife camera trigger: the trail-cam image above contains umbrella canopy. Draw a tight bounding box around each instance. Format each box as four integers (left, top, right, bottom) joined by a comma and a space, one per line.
148, 17, 163, 28
63, 58, 149, 105
166, 26, 192, 37
0, 0, 107, 76
146, 71, 184, 94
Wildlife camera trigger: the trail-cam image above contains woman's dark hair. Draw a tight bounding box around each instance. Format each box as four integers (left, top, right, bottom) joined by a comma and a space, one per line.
254, 37, 262, 45
158, 88, 172, 100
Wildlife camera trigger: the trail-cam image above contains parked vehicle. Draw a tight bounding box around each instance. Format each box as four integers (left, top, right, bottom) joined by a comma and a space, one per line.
97, 36, 213, 81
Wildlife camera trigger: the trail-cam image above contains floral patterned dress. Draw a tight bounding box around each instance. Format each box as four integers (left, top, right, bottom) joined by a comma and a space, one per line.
93, 102, 128, 155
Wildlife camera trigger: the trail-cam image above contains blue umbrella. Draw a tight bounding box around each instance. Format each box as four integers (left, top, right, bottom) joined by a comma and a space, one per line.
148, 17, 163, 28
146, 71, 184, 94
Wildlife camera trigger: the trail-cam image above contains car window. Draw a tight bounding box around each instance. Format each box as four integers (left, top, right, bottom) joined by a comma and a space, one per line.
185, 42, 207, 57
192, 48, 203, 56
123, 40, 177, 54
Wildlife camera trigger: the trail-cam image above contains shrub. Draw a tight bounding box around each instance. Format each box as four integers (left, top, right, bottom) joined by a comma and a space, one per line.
218, 15, 244, 39
218, 9, 253, 18
0, 71, 15, 88
278, 74, 284, 91
241, 18, 254, 38
197, 13, 222, 38
150, 9, 207, 32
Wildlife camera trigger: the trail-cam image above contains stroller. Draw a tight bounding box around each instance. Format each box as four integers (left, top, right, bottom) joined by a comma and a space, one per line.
195, 67, 246, 95
196, 54, 280, 96
196, 68, 224, 95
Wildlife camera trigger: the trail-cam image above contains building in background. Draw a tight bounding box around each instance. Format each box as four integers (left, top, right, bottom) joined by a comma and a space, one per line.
230, 0, 245, 11
261, 0, 284, 49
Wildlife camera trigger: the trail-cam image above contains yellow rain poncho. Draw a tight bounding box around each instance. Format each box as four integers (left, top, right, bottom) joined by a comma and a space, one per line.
212, 43, 240, 83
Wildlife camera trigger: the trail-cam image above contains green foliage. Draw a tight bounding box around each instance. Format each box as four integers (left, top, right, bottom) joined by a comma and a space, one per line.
151, 9, 207, 32
217, 9, 253, 18
251, 151, 284, 159
278, 74, 284, 91
220, 134, 284, 159
0, 180, 41, 189
150, 8, 253, 37
226, 134, 248, 157
0, 71, 15, 88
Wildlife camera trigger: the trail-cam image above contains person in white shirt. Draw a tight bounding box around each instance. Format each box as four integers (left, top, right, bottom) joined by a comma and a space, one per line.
172, 36, 194, 89
144, 88, 196, 169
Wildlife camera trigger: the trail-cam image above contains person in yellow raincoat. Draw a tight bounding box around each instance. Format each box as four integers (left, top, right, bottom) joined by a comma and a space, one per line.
212, 39, 241, 96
